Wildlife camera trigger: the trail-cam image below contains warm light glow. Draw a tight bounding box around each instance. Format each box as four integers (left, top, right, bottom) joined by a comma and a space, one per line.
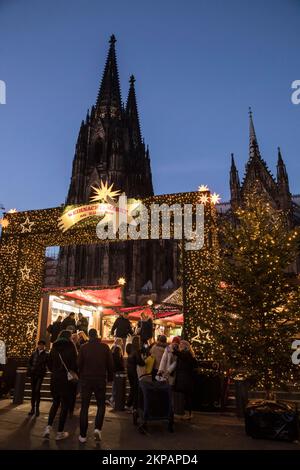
90, 180, 121, 203
210, 193, 221, 204
199, 194, 209, 204
118, 277, 126, 286
0, 218, 9, 228
8, 209, 17, 214
198, 184, 209, 192
147, 299, 153, 306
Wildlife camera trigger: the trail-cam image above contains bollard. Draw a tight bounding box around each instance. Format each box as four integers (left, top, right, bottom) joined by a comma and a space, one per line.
114, 372, 127, 411
13, 367, 27, 405
234, 378, 249, 418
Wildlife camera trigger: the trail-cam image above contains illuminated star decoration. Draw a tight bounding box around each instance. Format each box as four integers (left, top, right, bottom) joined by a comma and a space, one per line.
191, 326, 213, 345
8, 208, 17, 214
199, 193, 209, 205
187, 285, 198, 298
21, 264, 31, 282
0, 218, 9, 229
20, 217, 35, 233
90, 180, 121, 204
198, 184, 209, 192
210, 193, 221, 205
26, 320, 36, 341
118, 277, 126, 286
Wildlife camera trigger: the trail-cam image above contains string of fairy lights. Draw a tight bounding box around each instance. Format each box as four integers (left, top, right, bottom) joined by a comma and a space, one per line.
0, 186, 219, 357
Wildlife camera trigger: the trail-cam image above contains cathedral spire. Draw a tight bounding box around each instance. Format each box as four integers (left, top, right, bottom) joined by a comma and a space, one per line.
277, 146, 290, 188
96, 35, 122, 118
126, 75, 142, 147
248, 106, 261, 160
230, 153, 241, 209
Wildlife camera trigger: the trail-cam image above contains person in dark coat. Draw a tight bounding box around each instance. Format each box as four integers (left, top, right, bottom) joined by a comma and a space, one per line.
27, 340, 49, 417
61, 312, 76, 332
78, 329, 114, 443
174, 340, 197, 420
76, 313, 89, 335
109, 338, 125, 408
150, 335, 167, 380
47, 316, 62, 343
43, 330, 78, 441
137, 312, 153, 347
126, 336, 145, 418
111, 312, 133, 353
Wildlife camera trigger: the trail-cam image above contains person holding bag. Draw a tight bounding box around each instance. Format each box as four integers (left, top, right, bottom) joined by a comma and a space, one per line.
43, 330, 78, 440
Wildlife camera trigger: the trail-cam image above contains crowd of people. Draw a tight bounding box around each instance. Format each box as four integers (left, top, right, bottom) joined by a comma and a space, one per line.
27, 310, 197, 441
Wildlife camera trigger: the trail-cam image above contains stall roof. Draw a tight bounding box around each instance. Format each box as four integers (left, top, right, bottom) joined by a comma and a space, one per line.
42, 285, 123, 307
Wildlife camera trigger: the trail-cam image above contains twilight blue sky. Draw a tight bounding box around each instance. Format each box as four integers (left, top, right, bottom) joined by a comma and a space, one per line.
0, 0, 299, 212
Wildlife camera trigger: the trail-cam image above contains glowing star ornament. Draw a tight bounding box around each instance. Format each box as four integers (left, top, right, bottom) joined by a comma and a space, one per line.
20, 217, 35, 233
90, 180, 121, 203
118, 277, 126, 286
199, 194, 209, 205
191, 326, 213, 345
210, 193, 221, 205
8, 208, 17, 214
198, 185, 209, 192
187, 285, 198, 298
21, 264, 31, 282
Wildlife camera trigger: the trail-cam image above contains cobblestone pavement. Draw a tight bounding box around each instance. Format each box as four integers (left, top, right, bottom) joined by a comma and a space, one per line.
0, 400, 299, 450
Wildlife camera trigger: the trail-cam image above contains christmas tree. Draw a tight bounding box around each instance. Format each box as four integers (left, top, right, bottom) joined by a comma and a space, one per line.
217, 192, 300, 396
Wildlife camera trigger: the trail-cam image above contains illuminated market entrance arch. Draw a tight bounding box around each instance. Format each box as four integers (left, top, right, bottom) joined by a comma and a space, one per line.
0, 190, 218, 357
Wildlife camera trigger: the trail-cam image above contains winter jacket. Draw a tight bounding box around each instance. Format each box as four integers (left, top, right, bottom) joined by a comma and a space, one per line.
138, 318, 153, 342
47, 321, 62, 343
173, 350, 197, 394
150, 342, 167, 370
111, 345, 125, 373
111, 316, 133, 338
158, 345, 178, 385
78, 338, 114, 383
127, 350, 145, 378
61, 316, 76, 332
28, 349, 49, 377
48, 337, 78, 397
76, 316, 89, 334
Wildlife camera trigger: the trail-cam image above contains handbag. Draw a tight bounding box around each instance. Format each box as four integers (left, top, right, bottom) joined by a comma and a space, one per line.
59, 353, 79, 383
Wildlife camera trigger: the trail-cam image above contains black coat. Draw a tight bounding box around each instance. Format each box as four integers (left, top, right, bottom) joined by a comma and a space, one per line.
127, 350, 145, 378
47, 321, 62, 342
48, 337, 78, 397
76, 316, 89, 334
28, 349, 49, 378
111, 345, 125, 373
138, 318, 153, 342
174, 350, 197, 394
61, 316, 76, 332
111, 316, 133, 338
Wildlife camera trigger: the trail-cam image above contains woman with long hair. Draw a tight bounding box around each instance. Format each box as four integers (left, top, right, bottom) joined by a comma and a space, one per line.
43, 329, 78, 440
173, 340, 197, 420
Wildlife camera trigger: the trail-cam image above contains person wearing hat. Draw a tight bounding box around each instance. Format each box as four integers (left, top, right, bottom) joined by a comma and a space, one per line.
157, 336, 181, 385
27, 340, 49, 417
110, 311, 133, 353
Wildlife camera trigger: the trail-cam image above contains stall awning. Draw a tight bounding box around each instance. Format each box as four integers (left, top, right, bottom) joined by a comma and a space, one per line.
42, 285, 123, 307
